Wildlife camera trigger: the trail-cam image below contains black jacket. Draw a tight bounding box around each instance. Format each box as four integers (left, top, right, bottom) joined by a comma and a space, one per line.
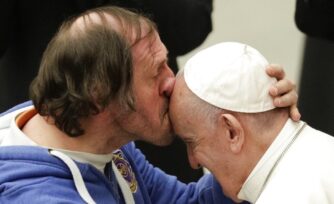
295, 0, 334, 41
0, 0, 212, 111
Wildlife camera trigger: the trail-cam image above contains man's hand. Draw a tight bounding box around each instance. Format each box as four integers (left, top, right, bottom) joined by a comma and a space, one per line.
266, 64, 301, 121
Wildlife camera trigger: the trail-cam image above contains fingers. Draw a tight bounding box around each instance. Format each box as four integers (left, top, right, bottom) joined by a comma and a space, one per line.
290, 104, 301, 122
267, 63, 301, 121
272, 90, 301, 121
272, 90, 298, 107
266, 64, 285, 80
269, 78, 296, 97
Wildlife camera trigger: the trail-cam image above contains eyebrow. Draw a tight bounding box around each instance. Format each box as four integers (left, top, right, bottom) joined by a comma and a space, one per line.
150, 55, 167, 76
150, 46, 169, 73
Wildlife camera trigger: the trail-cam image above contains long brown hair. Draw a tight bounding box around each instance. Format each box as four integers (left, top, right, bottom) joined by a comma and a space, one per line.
30, 6, 157, 137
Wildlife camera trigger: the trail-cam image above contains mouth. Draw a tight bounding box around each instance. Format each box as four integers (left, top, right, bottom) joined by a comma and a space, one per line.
160, 101, 169, 122
160, 106, 175, 133
161, 107, 169, 124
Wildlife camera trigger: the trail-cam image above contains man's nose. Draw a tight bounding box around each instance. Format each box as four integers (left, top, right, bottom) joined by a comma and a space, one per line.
160, 76, 175, 97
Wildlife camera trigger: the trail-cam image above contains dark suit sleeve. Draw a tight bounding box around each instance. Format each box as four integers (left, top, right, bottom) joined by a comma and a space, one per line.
295, 0, 334, 41
109, 0, 213, 56
150, 0, 213, 56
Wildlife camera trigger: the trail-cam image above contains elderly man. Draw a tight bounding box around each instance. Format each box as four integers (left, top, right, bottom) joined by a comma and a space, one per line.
0, 6, 298, 203
170, 42, 334, 203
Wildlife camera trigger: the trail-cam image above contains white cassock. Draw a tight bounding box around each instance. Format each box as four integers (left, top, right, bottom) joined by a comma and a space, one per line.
238, 119, 334, 204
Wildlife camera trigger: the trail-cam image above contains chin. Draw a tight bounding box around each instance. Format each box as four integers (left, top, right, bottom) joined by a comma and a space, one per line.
152, 132, 175, 146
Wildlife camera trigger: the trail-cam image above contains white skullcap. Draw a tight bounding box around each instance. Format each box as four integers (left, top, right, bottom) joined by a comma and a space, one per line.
184, 42, 277, 113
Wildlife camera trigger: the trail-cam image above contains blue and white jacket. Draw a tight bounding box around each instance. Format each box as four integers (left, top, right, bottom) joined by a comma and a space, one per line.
0, 102, 234, 204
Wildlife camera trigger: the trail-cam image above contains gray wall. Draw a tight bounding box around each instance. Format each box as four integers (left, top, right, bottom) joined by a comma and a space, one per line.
178, 0, 305, 84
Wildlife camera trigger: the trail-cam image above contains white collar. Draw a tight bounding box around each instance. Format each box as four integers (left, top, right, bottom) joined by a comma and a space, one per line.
2, 107, 135, 204
237, 119, 305, 202
2, 109, 113, 172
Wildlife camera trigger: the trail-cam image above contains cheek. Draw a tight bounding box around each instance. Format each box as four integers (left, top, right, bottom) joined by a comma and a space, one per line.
137, 86, 168, 116
132, 77, 169, 128
134, 97, 163, 129
134, 80, 162, 110
195, 145, 222, 170
193, 147, 210, 166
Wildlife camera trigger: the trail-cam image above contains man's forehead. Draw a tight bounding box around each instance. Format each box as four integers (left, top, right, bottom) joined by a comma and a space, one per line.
151, 39, 168, 65
132, 33, 167, 67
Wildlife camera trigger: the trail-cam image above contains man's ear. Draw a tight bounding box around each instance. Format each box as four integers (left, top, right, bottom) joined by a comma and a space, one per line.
220, 113, 244, 154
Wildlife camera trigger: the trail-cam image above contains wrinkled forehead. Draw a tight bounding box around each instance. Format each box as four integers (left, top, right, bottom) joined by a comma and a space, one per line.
169, 77, 197, 138
131, 31, 165, 66
170, 74, 189, 119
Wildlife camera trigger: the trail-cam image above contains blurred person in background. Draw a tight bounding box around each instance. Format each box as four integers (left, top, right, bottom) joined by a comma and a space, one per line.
295, 0, 334, 136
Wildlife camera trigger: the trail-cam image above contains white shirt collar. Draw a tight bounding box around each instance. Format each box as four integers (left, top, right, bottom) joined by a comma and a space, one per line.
237, 119, 305, 203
